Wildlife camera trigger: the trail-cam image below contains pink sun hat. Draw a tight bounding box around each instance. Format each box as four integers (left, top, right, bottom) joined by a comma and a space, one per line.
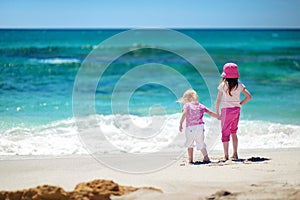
221, 63, 240, 78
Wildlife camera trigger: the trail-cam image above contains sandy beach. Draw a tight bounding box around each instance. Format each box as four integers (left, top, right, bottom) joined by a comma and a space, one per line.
0, 148, 299, 199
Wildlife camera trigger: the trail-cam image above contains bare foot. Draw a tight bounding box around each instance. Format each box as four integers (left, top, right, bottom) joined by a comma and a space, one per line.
231, 153, 238, 160
220, 156, 229, 162
203, 156, 210, 163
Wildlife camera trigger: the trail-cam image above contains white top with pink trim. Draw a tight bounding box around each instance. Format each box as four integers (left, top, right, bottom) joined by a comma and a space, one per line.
218, 82, 245, 108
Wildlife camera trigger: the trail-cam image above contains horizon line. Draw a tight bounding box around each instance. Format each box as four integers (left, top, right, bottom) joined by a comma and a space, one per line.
0, 26, 300, 30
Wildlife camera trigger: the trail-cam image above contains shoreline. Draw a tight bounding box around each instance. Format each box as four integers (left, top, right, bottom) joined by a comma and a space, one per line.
1, 148, 299, 199
0, 147, 298, 160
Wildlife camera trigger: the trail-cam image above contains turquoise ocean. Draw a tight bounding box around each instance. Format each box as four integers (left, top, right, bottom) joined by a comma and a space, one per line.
0, 29, 300, 156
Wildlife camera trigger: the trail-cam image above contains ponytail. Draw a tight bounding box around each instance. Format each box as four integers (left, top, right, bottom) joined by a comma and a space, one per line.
224, 78, 238, 96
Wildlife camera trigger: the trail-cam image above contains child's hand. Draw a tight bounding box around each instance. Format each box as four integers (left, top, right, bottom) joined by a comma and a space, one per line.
179, 124, 183, 132
217, 114, 221, 120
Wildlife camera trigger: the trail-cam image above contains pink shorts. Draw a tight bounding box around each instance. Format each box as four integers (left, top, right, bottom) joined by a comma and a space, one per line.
221, 107, 240, 142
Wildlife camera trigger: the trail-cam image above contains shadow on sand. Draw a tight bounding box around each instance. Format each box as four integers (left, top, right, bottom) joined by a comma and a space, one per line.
192, 157, 270, 165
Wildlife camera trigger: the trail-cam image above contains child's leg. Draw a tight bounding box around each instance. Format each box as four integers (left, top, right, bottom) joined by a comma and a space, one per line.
231, 134, 238, 159
184, 126, 194, 163
194, 124, 209, 162
188, 148, 193, 163
223, 142, 229, 160
221, 108, 231, 160
229, 108, 240, 159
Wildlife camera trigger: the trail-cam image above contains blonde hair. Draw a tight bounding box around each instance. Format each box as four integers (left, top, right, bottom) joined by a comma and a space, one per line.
177, 89, 198, 103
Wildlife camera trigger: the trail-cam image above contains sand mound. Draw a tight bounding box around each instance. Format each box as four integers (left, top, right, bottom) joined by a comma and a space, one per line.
0, 179, 162, 200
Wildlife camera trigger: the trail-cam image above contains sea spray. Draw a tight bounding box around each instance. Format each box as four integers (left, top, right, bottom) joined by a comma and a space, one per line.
0, 114, 299, 156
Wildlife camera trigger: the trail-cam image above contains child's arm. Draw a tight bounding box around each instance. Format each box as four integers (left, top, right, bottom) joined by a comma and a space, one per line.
240, 88, 252, 105
215, 91, 222, 118
179, 109, 187, 132
206, 109, 219, 119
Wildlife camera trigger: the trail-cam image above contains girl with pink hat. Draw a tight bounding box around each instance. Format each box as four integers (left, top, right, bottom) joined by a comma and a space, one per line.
216, 63, 252, 160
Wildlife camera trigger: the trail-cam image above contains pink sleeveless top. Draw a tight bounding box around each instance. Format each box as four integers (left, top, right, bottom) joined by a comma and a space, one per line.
183, 102, 208, 127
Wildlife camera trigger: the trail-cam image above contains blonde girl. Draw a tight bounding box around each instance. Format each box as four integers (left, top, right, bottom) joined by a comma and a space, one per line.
178, 89, 218, 163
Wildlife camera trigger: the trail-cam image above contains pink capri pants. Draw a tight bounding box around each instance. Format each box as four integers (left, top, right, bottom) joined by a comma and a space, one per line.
221, 107, 240, 142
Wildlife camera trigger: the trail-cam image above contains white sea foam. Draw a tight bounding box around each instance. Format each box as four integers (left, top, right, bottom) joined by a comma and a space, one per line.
0, 114, 299, 156
30, 58, 81, 64
0, 119, 87, 156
